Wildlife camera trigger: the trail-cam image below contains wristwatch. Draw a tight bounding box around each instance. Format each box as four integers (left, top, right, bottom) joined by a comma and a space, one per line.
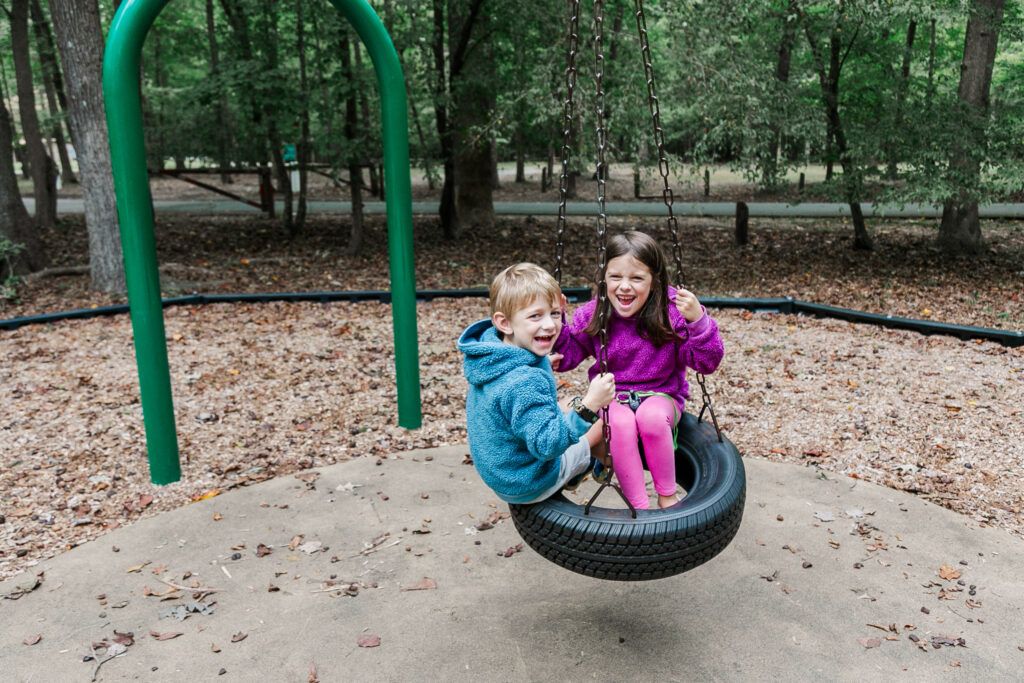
569, 396, 599, 424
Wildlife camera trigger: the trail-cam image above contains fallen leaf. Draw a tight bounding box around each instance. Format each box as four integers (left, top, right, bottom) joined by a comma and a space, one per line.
213, 513, 223, 521
231, 632, 247, 643
401, 577, 437, 592
289, 535, 304, 551
112, 630, 135, 646
212, 643, 221, 653
192, 489, 221, 502
126, 561, 151, 573
938, 564, 962, 581
149, 630, 183, 641
139, 494, 154, 507
500, 543, 524, 558
296, 541, 323, 554
309, 661, 319, 683
4, 573, 44, 599
23, 634, 42, 646
857, 637, 881, 649
256, 543, 272, 557
357, 635, 381, 648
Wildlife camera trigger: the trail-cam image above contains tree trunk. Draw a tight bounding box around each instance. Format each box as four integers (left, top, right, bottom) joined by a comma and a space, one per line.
805, 16, 871, 250
259, 0, 292, 236
515, 126, 525, 183
432, 0, 457, 238
206, 0, 233, 184
409, 96, 436, 189
50, 0, 126, 292
886, 21, 916, 180
11, 0, 57, 230
0, 97, 47, 275
341, 33, 364, 255
765, 0, 798, 189
294, 0, 309, 232
30, 0, 75, 184
938, 0, 1004, 255
450, 0, 495, 232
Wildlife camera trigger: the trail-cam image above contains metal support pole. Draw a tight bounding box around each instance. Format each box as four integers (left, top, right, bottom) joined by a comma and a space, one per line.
103, 0, 421, 486
328, 0, 420, 429
104, 0, 178, 484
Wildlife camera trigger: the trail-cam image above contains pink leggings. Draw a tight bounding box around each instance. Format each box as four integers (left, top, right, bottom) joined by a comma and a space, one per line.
607, 397, 679, 510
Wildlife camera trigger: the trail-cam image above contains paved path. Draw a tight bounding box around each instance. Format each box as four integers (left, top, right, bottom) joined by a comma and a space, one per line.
2, 448, 1021, 681
27, 197, 1024, 218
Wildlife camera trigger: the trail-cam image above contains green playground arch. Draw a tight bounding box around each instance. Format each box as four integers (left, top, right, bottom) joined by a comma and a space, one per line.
103, 0, 421, 484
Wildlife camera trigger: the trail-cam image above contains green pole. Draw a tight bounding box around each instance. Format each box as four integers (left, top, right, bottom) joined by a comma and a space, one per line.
103, 0, 420, 486
328, 0, 421, 429
103, 0, 180, 484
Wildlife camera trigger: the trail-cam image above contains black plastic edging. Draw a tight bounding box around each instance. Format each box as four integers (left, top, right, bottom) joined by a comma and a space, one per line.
2, 290, 1021, 347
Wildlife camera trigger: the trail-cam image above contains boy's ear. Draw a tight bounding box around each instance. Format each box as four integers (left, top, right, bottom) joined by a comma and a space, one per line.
492, 311, 513, 337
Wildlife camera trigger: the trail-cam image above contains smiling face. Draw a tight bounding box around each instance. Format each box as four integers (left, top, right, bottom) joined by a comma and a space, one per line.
493, 295, 563, 356
605, 253, 653, 318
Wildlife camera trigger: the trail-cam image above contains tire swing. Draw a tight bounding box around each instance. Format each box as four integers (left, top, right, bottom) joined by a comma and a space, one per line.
509, 0, 745, 581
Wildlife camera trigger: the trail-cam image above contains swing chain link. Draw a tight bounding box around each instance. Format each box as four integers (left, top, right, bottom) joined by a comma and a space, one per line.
554, 0, 582, 286
592, 0, 612, 450
634, 0, 720, 440
633, 0, 684, 286
695, 372, 723, 442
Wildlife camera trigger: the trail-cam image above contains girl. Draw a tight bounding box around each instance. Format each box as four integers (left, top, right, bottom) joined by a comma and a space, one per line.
553, 230, 724, 509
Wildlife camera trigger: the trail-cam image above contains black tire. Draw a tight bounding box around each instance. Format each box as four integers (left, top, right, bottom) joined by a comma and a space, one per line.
509, 413, 745, 581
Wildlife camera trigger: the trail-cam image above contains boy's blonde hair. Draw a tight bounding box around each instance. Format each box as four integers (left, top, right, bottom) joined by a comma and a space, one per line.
489, 263, 561, 319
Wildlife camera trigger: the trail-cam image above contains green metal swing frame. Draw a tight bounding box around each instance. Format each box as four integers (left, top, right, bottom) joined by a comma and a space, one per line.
103, 0, 421, 484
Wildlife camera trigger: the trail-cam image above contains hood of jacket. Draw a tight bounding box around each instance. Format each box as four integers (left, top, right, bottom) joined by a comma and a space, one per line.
458, 318, 550, 386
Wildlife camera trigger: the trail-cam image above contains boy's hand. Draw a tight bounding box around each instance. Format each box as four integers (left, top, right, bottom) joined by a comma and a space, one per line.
675, 288, 703, 323
583, 372, 615, 412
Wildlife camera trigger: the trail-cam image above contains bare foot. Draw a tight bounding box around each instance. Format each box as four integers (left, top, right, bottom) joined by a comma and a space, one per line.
657, 493, 680, 509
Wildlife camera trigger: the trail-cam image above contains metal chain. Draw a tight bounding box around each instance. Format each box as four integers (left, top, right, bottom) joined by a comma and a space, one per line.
553, 0, 581, 286
634, 0, 721, 442
592, 0, 612, 449
633, 0, 683, 285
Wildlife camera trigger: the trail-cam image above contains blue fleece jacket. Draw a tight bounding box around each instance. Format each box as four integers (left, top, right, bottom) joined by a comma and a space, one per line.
458, 319, 591, 503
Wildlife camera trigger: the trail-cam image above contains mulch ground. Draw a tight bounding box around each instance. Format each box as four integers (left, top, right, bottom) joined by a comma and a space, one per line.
2, 181, 1023, 582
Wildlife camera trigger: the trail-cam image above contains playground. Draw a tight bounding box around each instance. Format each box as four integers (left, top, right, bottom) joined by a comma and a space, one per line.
2, 0, 1023, 675
1, 208, 1022, 564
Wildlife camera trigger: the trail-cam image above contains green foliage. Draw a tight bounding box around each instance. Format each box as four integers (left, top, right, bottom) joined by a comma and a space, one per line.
0, 236, 24, 301
92, 0, 1022, 206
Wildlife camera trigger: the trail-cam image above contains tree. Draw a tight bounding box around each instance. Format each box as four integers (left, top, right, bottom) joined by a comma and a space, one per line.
449, 0, 495, 233
801, 0, 873, 250
0, 94, 47, 276
30, 0, 75, 184
9, 0, 58, 230
938, 0, 1006, 255
50, 0, 126, 292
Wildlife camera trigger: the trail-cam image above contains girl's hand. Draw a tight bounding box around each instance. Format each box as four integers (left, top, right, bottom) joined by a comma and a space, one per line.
549, 352, 564, 372
675, 288, 703, 323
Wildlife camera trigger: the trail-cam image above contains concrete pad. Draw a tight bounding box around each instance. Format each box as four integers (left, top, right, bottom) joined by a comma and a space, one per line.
2, 447, 1022, 681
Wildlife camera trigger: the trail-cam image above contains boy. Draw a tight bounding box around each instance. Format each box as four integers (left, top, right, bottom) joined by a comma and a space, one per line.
458, 263, 615, 504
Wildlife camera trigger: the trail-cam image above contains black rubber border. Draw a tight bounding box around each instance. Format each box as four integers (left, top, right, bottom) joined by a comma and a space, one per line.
2, 289, 1021, 347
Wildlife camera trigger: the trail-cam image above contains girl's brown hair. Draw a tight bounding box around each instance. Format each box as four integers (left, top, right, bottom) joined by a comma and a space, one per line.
584, 231, 680, 346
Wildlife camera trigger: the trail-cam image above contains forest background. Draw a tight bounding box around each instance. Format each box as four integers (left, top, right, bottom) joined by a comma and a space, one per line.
0, 0, 1022, 304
